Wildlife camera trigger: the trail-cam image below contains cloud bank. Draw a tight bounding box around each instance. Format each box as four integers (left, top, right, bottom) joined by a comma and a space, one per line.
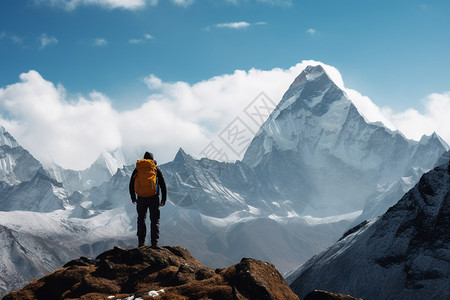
0, 61, 449, 170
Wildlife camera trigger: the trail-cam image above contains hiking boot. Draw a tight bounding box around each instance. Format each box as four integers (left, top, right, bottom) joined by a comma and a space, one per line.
150, 243, 160, 249
138, 241, 145, 247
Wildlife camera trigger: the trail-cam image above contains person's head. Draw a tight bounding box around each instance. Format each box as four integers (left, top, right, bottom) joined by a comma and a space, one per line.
144, 151, 154, 160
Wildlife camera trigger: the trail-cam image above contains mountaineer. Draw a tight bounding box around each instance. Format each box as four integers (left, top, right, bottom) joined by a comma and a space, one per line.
129, 151, 167, 248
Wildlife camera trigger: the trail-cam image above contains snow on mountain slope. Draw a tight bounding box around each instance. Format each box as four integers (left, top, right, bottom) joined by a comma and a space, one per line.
0, 224, 79, 297
60, 157, 357, 273
1, 63, 448, 298
287, 160, 450, 299
0, 126, 18, 148
243, 65, 448, 218
0, 208, 136, 297
161, 148, 283, 218
73, 165, 135, 215
157, 200, 358, 273
0, 126, 72, 212
0, 126, 42, 185
0, 168, 69, 212
44, 148, 126, 195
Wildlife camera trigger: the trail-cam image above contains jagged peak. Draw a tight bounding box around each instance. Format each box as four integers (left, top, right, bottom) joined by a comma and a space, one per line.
174, 147, 193, 162
91, 149, 126, 175
288, 64, 330, 89
0, 125, 20, 148
419, 132, 450, 150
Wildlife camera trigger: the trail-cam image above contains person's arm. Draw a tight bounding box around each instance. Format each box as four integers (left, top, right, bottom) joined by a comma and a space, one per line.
157, 167, 167, 206
129, 169, 137, 203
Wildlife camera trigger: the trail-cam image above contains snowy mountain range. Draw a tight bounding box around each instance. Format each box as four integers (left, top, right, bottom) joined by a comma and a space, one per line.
286, 156, 450, 299
0, 64, 449, 297
44, 149, 125, 195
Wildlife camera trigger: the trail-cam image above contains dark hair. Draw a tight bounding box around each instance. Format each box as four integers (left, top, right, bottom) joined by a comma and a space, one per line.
144, 151, 154, 160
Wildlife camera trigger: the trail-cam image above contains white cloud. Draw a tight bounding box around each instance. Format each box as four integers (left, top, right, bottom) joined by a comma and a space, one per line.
35, 0, 153, 10
171, 0, 194, 7
216, 21, 251, 29
129, 38, 144, 44
0, 65, 304, 169
319, 64, 450, 145
39, 33, 58, 49
0, 32, 24, 45
207, 21, 266, 31
93, 38, 108, 47
11, 34, 24, 45
343, 88, 396, 130
0, 71, 121, 170
129, 34, 154, 44
306, 28, 317, 36
380, 92, 450, 142
1, 62, 449, 170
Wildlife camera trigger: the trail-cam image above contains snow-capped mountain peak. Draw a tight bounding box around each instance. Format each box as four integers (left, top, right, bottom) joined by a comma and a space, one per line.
0, 126, 42, 185
288, 64, 328, 89
43, 148, 127, 195
419, 131, 449, 148
0, 126, 19, 148
93, 149, 126, 175
242, 64, 447, 217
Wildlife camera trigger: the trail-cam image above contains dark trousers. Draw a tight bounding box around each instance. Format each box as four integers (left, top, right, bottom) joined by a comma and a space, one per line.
136, 195, 160, 245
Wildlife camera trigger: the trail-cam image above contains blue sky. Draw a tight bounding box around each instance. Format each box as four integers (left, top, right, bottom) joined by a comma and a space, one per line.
2, 0, 449, 109
1, 0, 450, 169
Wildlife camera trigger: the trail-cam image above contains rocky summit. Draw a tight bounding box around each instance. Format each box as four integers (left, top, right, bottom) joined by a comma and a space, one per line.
4, 245, 300, 300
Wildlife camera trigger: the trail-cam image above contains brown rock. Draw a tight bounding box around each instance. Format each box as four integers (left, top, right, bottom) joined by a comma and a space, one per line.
4, 246, 299, 300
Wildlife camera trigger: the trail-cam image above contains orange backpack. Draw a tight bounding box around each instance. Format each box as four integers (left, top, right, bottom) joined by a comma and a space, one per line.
134, 159, 157, 197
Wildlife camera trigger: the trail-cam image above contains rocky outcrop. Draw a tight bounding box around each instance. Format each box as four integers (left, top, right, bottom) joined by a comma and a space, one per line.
4, 246, 299, 300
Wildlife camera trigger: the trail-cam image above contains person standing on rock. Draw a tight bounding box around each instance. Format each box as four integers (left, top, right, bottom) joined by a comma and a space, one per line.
129, 151, 167, 248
